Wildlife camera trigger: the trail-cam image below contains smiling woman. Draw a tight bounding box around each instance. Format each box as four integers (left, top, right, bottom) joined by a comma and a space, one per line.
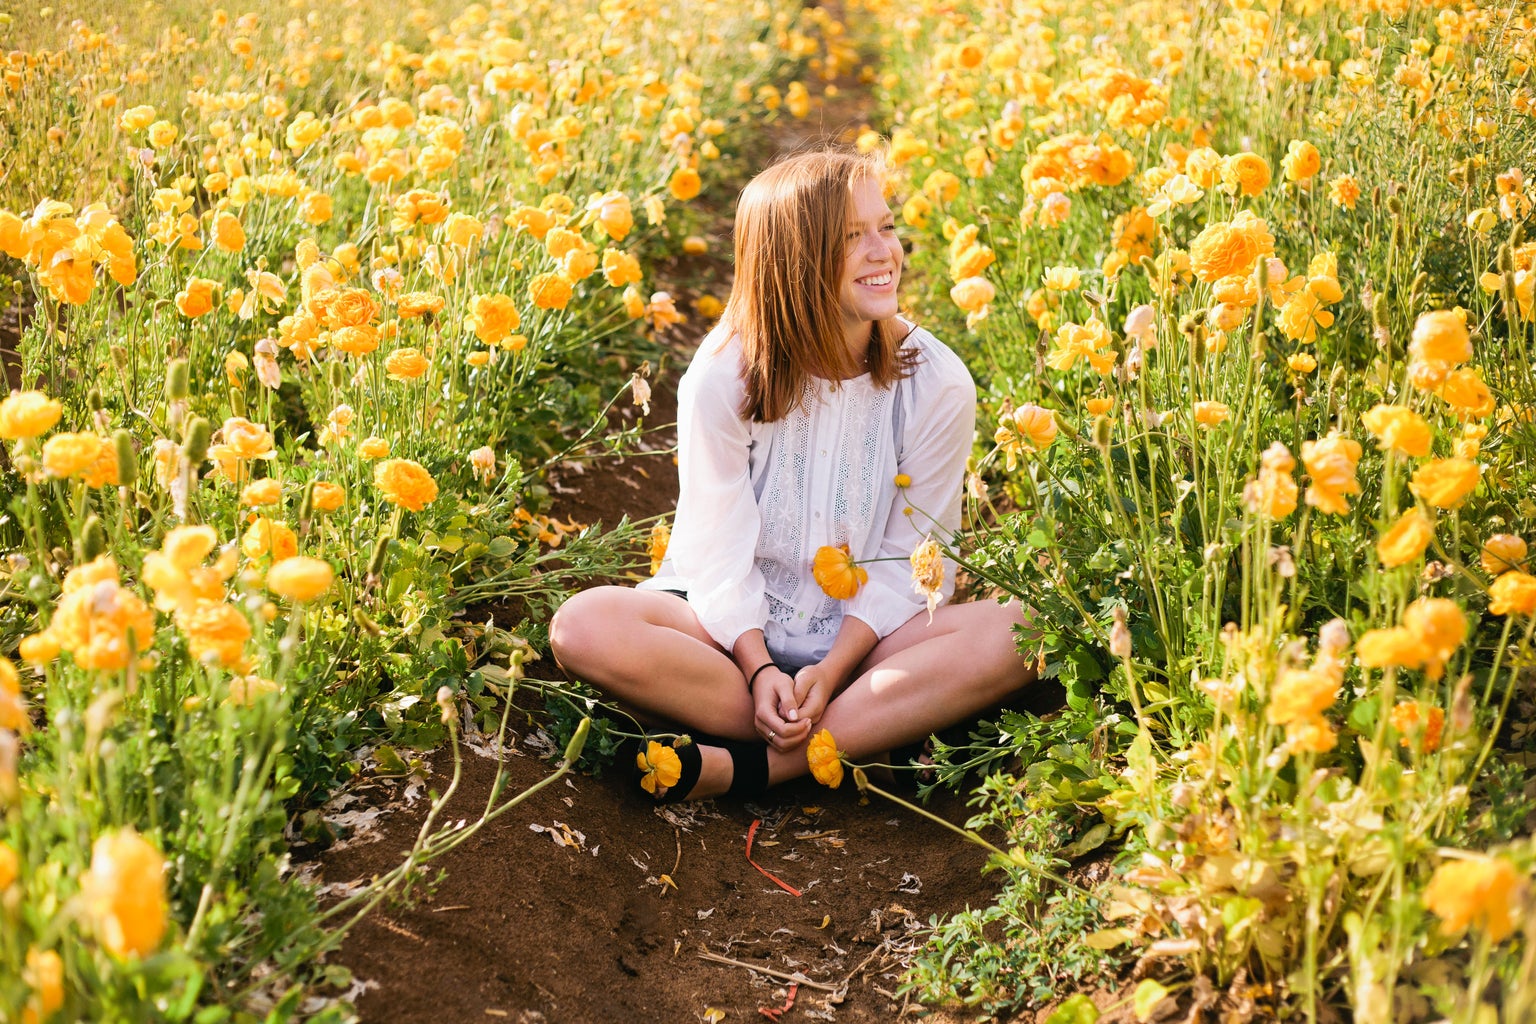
549, 147, 1037, 802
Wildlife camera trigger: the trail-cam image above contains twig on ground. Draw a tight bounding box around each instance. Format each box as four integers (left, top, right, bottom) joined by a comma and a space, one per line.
696, 951, 840, 992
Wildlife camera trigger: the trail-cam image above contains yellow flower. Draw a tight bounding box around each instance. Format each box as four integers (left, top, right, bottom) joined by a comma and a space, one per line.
311, 481, 346, 512
1300, 432, 1362, 515
176, 601, 252, 669
637, 741, 682, 795
374, 458, 439, 512
949, 276, 995, 315
910, 535, 945, 620
1376, 508, 1433, 568
0, 840, 17, 889
0, 390, 63, 439
1488, 571, 1536, 616
1043, 265, 1081, 291
601, 249, 643, 288
142, 525, 235, 614
1328, 175, 1361, 210
175, 277, 218, 318
812, 544, 867, 601
807, 729, 844, 788
1243, 442, 1299, 519
1409, 309, 1471, 366
529, 272, 573, 311
41, 431, 104, 479
384, 347, 431, 381
1287, 352, 1318, 374
668, 167, 702, 201
1423, 855, 1524, 942
147, 120, 178, 148
1, 657, 28, 734
1409, 458, 1480, 509
1437, 368, 1495, 420
1193, 401, 1230, 427
648, 522, 670, 575
1356, 627, 1429, 673
211, 210, 245, 253
1402, 597, 1468, 680
1220, 152, 1270, 196
241, 517, 298, 562
1267, 668, 1338, 725
240, 478, 282, 507
1046, 318, 1116, 375
22, 947, 64, 1022
45, 557, 155, 672
1480, 534, 1528, 575
358, 436, 390, 459
1189, 212, 1274, 283
1281, 139, 1321, 182
267, 556, 334, 603
1361, 404, 1432, 457
1085, 397, 1114, 416
80, 827, 168, 959
1011, 404, 1058, 450
1390, 701, 1444, 754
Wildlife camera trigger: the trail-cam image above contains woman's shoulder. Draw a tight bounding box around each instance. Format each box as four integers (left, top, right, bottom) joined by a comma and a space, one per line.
681, 323, 747, 386
897, 319, 975, 391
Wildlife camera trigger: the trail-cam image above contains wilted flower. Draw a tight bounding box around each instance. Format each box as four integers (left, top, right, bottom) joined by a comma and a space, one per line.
910, 536, 944, 621
648, 521, 670, 575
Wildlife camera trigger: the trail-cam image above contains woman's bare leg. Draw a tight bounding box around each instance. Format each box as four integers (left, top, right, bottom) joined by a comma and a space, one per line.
548, 586, 758, 741
681, 598, 1036, 798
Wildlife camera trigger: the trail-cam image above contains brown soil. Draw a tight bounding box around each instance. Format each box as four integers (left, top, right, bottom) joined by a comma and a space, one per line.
319, 58, 1052, 1024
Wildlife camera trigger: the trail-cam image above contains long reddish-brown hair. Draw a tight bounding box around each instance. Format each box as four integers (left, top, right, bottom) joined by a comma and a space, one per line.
723, 148, 916, 423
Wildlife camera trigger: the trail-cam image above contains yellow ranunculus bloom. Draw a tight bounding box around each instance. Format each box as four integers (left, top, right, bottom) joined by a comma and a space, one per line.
0, 390, 63, 439
1376, 508, 1433, 568
1480, 534, 1528, 575
1423, 855, 1524, 942
384, 347, 431, 381
1361, 404, 1432, 457
267, 556, 334, 603
812, 545, 867, 601
1488, 571, 1536, 616
807, 729, 844, 788
637, 741, 682, 795
80, 827, 168, 959
1300, 433, 1362, 515
1409, 309, 1471, 366
1409, 458, 1480, 509
373, 458, 439, 512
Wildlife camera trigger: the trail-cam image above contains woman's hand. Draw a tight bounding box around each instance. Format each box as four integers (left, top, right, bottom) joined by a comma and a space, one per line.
790, 664, 837, 729
752, 668, 811, 751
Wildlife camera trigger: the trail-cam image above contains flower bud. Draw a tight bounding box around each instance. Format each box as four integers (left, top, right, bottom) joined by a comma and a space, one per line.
1497, 244, 1513, 274
112, 429, 137, 487
182, 416, 211, 464
366, 533, 392, 580
327, 361, 347, 390
562, 716, 591, 766
352, 607, 383, 636
229, 386, 246, 418
88, 387, 104, 412
78, 515, 107, 562
1109, 605, 1132, 659
1408, 271, 1428, 314
166, 359, 189, 401
1092, 414, 1113, 451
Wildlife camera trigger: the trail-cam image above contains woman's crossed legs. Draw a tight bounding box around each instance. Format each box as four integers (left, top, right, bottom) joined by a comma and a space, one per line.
549, 586, 1037, 800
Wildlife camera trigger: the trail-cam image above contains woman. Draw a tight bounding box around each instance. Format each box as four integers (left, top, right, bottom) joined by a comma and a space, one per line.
550, 148, 1034, 801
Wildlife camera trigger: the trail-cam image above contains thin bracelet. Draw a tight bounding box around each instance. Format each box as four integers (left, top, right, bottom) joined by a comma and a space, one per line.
746, 662, 775, 693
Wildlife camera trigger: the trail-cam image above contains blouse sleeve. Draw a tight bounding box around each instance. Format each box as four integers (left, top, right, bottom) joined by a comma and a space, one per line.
844, 336, 977, 638
667, 344, 769, 651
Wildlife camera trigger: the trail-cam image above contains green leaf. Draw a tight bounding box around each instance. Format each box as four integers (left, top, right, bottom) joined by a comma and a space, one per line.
1045, 993, 1099, 1024
1060, 821, 1111, 859
487, 536, 516, 558
1133, 979, 1170, 1022
373, 744, 409, 775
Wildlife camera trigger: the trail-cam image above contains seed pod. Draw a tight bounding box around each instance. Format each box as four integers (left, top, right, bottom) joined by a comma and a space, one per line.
110, 344, 129, 370
1497, 243, 1513, 274
87, 387, 104, 412
352, 607, 383, 636
1503, 271, 1518, 312
1408, 271, 1428, 313
166, 359, 189, 401
112, 429, 137, 488
1387, 195, 1403, 216
1372, 294, 1390, 330
327, 361, 347, 390
1092, 414, 1113, 451
1512, 222, 1525, 248
229, 386, 246, 418
78, 515, 107, 562
182, 416, 211, 464
562, 717, 591, 766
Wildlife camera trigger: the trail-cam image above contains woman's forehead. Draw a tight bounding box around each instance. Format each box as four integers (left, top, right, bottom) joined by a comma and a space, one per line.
846, 176, 890, 216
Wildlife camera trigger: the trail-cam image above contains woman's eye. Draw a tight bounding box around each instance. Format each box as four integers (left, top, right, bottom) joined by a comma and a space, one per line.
880, 223, 896, 233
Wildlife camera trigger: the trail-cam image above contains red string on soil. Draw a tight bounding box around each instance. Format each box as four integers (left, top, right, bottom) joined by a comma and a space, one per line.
758, 982, 799, 1020
745, 819, 802, 897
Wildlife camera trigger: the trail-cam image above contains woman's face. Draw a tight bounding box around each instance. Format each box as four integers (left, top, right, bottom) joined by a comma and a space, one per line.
837, 177, 903, 345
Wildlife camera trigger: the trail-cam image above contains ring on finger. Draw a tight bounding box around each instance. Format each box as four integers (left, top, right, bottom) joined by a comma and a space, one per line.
767, 730, 776, 739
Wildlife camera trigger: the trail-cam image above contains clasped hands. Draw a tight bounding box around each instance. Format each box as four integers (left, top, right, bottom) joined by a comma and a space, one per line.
752, 663, 835, 753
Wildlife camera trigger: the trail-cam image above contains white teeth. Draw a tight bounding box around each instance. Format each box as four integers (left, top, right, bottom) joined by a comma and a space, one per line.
858, 273, 892, 286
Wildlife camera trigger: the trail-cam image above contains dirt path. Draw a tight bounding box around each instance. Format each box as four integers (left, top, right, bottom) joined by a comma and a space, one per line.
317, 64, 1031, 1024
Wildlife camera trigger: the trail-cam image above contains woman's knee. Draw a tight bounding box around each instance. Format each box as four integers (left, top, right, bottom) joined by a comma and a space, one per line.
548, 586, 623, 668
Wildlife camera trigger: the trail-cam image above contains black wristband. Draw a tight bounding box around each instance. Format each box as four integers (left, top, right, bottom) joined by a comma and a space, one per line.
746, 662, 776, 693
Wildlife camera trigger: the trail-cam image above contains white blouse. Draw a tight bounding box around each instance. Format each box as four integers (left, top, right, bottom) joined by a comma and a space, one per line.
640, 319, 977, 669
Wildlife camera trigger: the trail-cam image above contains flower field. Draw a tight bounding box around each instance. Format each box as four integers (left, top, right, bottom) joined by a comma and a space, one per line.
2, 0, 1535, 1020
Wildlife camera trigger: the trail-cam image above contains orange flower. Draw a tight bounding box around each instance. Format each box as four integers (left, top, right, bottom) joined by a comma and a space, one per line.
648, 522, 670, 575
529, 272, 572, 311
1488, 571, 1536, 616
807, 729, 844, 788
1409, 458, 1480, 509
1376, 508, 1433, 568
668, 167, 702, 201
1424, 855, 1524, 942
175, 277, 218, 318
1267, 669, 1338, 725
80, 827, 168, 959
1402, 597, 1468, 680
373, 458, 439, 512
1190, 212, 1273, 283
1389, 701, 1445, 754
637, 740, 682, 795
384, 347, 431, 381
1481, 535, 1529, 575
1193, 401, 1230, 427
1300, 433, 1362, 515
1409, 309, 1471, 366
812, 545, 867, 601
1361, 404, 1432, 457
